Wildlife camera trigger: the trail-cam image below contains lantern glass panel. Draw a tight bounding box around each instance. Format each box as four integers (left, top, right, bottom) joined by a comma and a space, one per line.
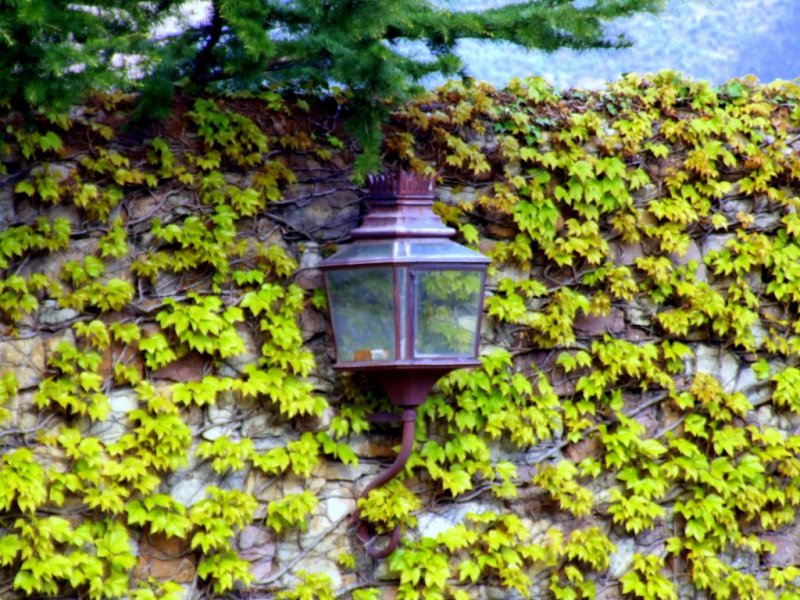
327, 267, 396, 362
396, 266, 408, 359
326, 241, 395, 262
406, 241, 486, 260
414, 269, 483, 356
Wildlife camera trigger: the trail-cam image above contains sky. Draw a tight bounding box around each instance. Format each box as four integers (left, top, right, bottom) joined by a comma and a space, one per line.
452, 0, 800, 88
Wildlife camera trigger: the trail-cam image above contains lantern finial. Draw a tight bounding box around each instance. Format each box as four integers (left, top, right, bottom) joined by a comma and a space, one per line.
366, 170, 435, 201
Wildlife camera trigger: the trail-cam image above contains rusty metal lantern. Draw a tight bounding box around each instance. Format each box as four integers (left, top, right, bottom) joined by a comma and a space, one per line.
319, 171, 489, 557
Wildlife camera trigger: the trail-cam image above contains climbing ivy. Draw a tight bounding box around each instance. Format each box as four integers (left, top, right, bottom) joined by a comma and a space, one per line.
2, 72, 800, 598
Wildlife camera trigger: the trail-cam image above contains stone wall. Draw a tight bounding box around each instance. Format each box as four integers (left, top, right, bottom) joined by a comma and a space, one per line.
2, 76, 800, 599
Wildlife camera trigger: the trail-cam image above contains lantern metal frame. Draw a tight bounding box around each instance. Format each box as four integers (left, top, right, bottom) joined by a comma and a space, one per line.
322, 264, 486, 370
319, 170, 489, 557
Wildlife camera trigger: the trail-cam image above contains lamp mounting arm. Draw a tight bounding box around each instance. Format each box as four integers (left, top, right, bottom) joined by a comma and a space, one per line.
353, 407, 417, 559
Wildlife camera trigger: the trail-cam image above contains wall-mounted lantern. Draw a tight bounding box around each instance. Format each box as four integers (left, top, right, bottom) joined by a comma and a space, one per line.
319, 171, 489, 557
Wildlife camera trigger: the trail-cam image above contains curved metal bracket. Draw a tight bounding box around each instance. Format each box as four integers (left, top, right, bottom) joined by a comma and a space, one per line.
353, 407, 417, 559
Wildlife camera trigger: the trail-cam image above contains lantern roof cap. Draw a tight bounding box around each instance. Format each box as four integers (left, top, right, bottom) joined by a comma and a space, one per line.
350, 170, 454, 240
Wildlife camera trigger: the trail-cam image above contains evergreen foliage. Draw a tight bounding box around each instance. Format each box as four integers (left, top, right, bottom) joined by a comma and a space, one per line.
155, 0, 667, 175
2, 0, 666, 174
0, 0, 169, 115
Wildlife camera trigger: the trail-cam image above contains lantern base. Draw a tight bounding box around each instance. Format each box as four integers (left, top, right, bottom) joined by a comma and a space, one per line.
374, 369, 454, 407
334, 360, 480, 406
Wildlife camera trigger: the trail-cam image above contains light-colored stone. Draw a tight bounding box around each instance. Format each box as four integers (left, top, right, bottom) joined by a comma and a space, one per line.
702, 233, 735, 255
417, 513, 456, 539
295, 268, 323, 291
694, 344, 738, 390
280, 477, 314, 498
289, 557, 342, 589
37, 300, 80, 327
670, 239, 701, 265
720, 198, 753, 216
284, 192, 360, 242
669, 239, 707, 281
608, 536, 636, 579
593, 487, 616, 507
0, 331, 74, 389
416, 503, 492, 541
436, 187, 455, 204
88, 388, 138, 442
30, 162, 73, 182
322, 497, 356, 523
237, 525, 277, 582
313, 532, 351, 558
318, 461, 359, 482
203, 393, 238, 440
729, 549, 759, 571
239, 525, 272, 551
301, 476, 327, 495
296, 242, 324, 290
109, 387, 139, 412
486, 586, 525, 600
0, 338, 43, 389
299, 242, 321, 270
452, 187, 478, 205
246, 418, 288, 444
525, 519, 554, 543
720, 353, 740, 392
248, 555, 275, 582
275, 541, 297, 566
763, 532, 800, 567
167, 467, 214, 507
755, 405, 779, 429
127, 191, 163, 222
734, 366, 758, 394
754, 211, 781, 230
750, 320, 768, 349
307, 514, 334, 537
14, 392, 41, 430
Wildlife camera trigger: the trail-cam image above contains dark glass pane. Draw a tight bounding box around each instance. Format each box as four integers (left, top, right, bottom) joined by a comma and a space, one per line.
327, 268, 396, 362
414, 270, 482, 356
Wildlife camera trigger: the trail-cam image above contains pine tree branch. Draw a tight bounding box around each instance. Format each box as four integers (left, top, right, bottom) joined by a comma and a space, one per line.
191, 2, 225, 85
